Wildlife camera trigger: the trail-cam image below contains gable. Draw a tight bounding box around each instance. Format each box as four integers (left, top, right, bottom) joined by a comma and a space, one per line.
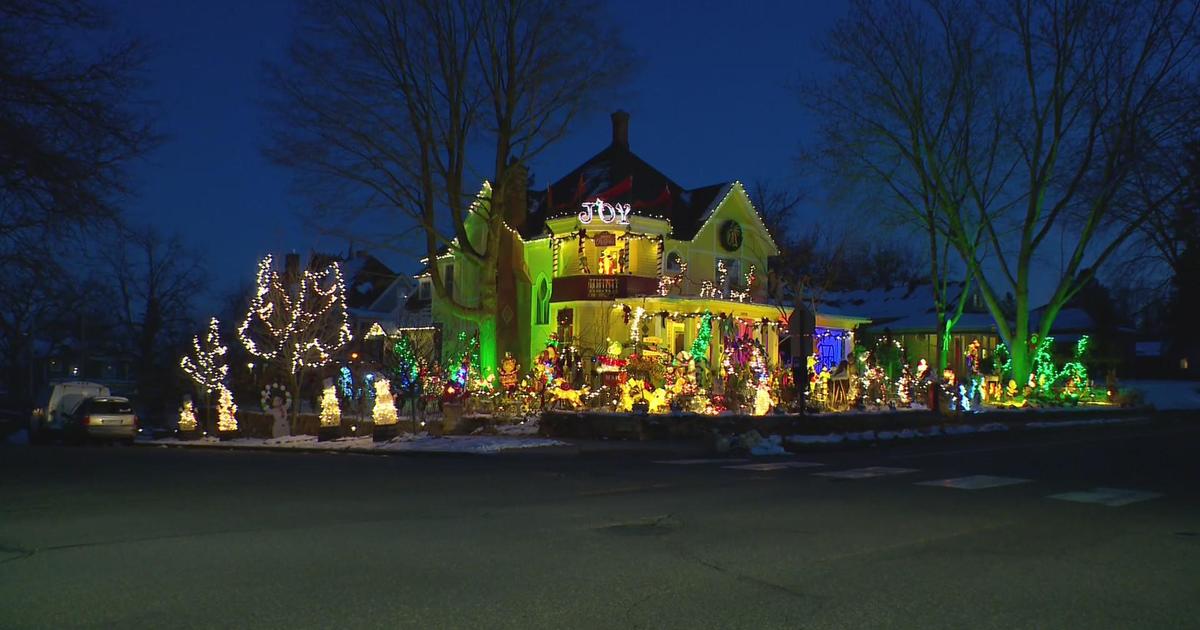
691, 182, 780, 257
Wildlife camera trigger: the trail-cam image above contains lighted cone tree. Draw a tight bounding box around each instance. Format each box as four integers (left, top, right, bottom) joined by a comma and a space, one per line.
179, 317, 228, 433
372, 378, 398, 426
177, 399, 198, 432
318, 383, 341, 429
216, 385, 238, 433
239, 254, 352, 429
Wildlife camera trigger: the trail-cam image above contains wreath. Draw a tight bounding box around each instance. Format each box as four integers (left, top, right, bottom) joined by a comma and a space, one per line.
261, 383, 292, 412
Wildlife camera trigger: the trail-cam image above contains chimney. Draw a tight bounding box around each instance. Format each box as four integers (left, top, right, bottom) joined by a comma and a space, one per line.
285, 252, 300, 277
503, 158, 528, 230
611, 110, 630, 149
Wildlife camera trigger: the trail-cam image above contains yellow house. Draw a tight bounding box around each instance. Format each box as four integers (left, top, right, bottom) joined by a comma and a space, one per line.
422, 111, 860, 379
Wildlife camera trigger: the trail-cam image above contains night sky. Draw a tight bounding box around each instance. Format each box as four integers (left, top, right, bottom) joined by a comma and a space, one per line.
112, 0, 846, 301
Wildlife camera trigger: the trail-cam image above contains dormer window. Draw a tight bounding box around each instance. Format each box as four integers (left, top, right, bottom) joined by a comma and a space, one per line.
665, 251, 683, 273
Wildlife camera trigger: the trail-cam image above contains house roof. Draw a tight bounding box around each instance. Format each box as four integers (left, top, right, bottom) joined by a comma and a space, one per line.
818, 281, 999, 334
519, 119, 732, 240
308, 251, 398, 310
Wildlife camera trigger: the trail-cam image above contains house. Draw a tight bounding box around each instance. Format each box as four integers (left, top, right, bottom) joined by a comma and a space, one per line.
422, 111, 860, 376
818, 282, 1001, 375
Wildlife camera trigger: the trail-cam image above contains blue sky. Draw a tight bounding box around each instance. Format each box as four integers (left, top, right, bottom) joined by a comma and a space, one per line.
111, 0, 847, 300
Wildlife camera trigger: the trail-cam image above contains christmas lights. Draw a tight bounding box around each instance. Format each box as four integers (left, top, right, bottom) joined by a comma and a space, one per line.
216, 385, 238, 432
319, 383, 341, 428
690, 312, 713, 363
372, 378, 398, 426
177, 399, 197, 432
180, 317, 228, 393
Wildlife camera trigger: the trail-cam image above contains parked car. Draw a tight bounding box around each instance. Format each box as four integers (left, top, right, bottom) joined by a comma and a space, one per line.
30, 381, 110, 444
65, 396, 138, 444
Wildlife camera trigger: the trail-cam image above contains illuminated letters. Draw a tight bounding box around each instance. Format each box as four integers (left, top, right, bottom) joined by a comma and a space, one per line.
578, 198, 632, 225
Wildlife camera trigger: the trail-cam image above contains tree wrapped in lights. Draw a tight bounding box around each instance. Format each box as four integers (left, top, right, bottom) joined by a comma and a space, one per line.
319, 383, 341, 428
372, 378, 398, 426
179, 317, 228, 432
178, 399, 198, 432
239, 254, 352, 428
216, 385, 238, 433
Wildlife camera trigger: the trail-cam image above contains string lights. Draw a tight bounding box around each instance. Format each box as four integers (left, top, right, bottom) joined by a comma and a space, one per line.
180, 317, 227, 393
319, 383, 341, 428
216, 385, 238, 432
177, 399, 197, 432
372, 378, 398, 426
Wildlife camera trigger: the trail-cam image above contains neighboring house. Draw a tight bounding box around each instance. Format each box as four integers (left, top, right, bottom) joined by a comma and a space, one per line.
308, 249, 403, 338
818, 281, 1000, 374
424, 111, 858, 373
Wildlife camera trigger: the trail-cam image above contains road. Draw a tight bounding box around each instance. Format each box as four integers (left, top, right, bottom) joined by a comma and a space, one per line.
2, 421, 1199, 629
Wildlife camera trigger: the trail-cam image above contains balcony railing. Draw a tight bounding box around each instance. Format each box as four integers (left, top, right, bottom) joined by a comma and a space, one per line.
550, 274, 660, 302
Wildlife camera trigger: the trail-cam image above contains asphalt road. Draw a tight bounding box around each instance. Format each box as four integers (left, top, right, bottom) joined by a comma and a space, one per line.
2, 422, 1199, 629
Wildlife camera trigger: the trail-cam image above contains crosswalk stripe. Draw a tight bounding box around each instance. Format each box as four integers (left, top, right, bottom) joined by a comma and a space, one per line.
1048, 487, 1163, 507
724, 462, 825, 471
814, 466, 918, 479
916, 475, 1031, 490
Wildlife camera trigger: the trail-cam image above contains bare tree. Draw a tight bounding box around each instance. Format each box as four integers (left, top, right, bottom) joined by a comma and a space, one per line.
238, 255, 352, 428
103, 226, 208, 417
810, 0, 1200, 382
0, 0, 157, 240
806, 0, 1000, 372
266, 0, 632, 372
946, 0, 1200, 383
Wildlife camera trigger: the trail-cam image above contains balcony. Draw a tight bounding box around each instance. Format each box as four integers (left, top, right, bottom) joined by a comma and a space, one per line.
550, 274, 660, 302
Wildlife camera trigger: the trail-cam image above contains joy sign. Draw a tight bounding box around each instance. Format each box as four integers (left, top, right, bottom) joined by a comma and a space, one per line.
578, 198, 632, 225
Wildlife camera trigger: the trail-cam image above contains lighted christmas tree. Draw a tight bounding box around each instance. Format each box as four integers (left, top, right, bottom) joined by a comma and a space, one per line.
178, 399, 198, 432
372, 378, 398, 426
180, 317, 228, 393
239, 254, 352, 426
216, 385, 238, 432
319, 383, 341, 428
392, 334, 419, 393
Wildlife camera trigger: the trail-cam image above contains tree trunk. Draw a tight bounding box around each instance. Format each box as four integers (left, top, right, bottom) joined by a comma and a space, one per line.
934, 312, 947, 372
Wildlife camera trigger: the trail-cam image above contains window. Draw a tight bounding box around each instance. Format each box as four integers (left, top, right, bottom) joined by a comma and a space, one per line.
418, 279, 431, 300
444, 264, 455, 296
535, 277, 551, 325
715, 258, 740, 286
665, 251, 683, 273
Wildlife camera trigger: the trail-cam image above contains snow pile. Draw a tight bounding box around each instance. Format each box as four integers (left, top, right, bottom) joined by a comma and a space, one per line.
493, 417, 540, 436
5, 429, 28, 446
749, 434, 787, 456
263, 435, 317, 446
378, 435, 565, 454
1124, 380, 1200, 410
943, 424, 977, 435
788, 433, 846, 445
977, 422, 1009, 433
1026, 417, 1144, 429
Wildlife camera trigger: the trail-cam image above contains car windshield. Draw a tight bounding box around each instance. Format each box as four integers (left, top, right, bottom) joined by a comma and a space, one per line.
87, 400, 133, 414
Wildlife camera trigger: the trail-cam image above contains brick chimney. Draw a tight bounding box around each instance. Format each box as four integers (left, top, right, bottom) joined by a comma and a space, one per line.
611, 110, 630, 149
502, 158, 528, 230
285, 252, 300, 278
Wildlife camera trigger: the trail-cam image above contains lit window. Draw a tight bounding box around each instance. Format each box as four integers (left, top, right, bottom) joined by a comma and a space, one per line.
666, 251, 683, 273
715, 258, 740, 285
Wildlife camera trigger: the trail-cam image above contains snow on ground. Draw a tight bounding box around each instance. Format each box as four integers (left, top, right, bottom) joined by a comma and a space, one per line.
377, 435, 565, 454
1124, 380, 1200, 410
491, 418, 541, 436
5, 429, 28, 445
139, 433, 564, 454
